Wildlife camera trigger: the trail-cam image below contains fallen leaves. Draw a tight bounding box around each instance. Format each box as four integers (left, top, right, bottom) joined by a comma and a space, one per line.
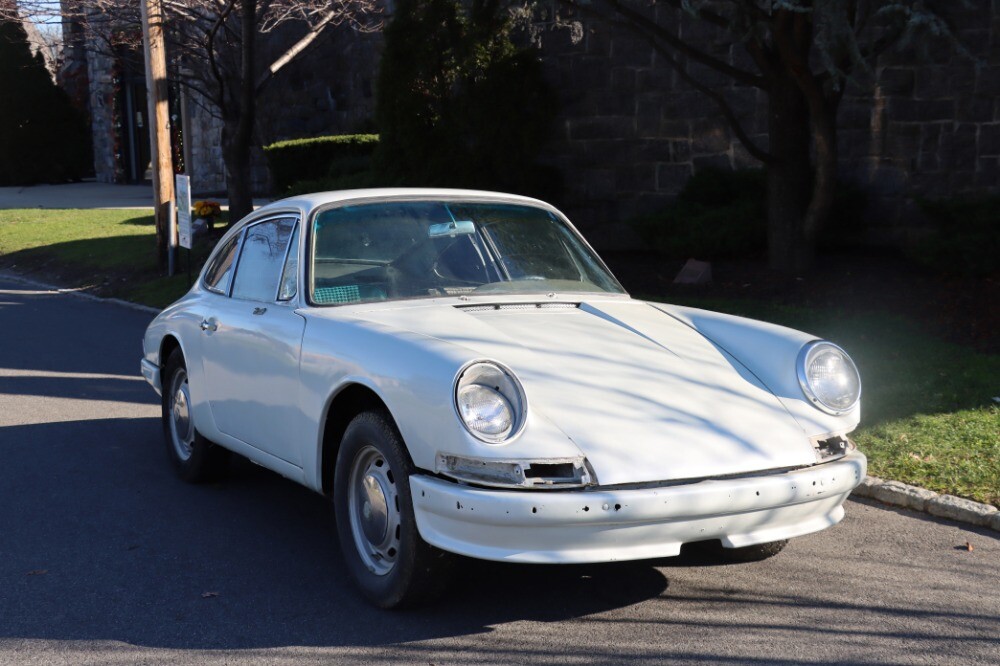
26, 570, 47, 576
201, 591, 219, 598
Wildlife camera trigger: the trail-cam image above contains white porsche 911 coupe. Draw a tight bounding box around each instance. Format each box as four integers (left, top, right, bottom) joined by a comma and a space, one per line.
141, 188, 865, 608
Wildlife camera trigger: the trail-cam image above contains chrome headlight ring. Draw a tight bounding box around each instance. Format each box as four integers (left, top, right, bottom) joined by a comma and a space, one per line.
453, 360, 527, 444
797, 341, 862, 415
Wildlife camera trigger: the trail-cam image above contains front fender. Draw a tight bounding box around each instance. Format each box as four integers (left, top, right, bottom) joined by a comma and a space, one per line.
650, 303, 860, 437
299, 313, 585, 491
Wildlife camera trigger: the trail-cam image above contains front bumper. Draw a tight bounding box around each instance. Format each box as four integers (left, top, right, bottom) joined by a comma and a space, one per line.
140, 359, 161, 395
410, 451, 866, 563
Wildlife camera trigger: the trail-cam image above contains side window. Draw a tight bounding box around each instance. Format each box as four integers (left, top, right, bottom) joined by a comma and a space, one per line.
278, 224, 299, 301
231, 218, 296, 302
204, 233, 241, 295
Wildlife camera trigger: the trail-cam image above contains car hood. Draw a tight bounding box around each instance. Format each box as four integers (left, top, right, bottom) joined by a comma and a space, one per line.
345, 298, 817, 485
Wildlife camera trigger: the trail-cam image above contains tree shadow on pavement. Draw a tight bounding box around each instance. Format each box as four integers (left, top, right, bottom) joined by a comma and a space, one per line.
1, 416, 998, 664
0, 416, 667, 651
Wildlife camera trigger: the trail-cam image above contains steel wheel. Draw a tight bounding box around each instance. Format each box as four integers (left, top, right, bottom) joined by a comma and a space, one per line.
160, 348, 229, 483
347, 445, 402, 576
334, 410, 453, 608
167, 367, 195, 462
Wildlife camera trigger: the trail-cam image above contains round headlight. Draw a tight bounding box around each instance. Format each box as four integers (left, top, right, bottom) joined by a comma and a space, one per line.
454, 361, 526, 443
457, 384, 513, 438
797, 341, 861, 414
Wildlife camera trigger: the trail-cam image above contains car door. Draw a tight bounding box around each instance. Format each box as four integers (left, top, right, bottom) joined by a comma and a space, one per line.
199, 216, 306, 466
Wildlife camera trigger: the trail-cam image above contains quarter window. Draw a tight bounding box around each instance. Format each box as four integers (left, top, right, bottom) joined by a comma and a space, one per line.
203, 233, 241, 295
231, 218, 297, 302
278, 224, 299, 301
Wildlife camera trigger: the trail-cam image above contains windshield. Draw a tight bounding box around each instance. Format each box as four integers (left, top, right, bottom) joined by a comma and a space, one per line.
309, 201, 625, 305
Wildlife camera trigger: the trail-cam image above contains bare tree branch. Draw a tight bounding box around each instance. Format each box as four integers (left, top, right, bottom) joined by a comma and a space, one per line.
256, 2, 383, 92
578, 0, 768, 89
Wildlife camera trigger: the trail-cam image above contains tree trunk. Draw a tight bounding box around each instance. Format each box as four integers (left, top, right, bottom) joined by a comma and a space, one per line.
803, 97, 839, 256
222, 118, 253, 223
766, 69, 813, 274
221, 0, 257, 224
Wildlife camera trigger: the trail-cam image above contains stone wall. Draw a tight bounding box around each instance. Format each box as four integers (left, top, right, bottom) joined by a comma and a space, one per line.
85, 45, 118, 185
524, 2, 1000, 247
255, 21, 382, 144
523, 2, 1000, 247
181, 91, 227, 194
522, 4, 763, 245
72, 2, 1000, 247
117, 18, 382, 196
837, 2, 1000, 243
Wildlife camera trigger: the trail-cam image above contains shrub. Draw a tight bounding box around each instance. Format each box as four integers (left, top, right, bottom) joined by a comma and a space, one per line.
631, 169, 768, 259
283, 170, 389, 197
0, 19, 91, 185
263, 134, 379, 193
631, 168, 870, 260
373, 0, 558, 199
908, 196, 1000, 277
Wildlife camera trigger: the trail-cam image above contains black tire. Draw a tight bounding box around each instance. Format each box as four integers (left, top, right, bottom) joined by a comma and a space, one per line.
716, 539, 788, 563
334, 410, 453, 609
161, 348, 230, 483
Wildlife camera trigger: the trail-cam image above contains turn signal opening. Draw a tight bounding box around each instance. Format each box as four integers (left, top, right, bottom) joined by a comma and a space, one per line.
523, 462, 576, 481
814, 435, 850, 461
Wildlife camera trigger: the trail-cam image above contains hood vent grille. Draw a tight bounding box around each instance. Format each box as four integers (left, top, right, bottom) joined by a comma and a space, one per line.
457, 302, 580, 313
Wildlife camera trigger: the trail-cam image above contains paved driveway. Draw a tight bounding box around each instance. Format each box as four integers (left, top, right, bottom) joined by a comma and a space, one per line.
0, 277, 997, 665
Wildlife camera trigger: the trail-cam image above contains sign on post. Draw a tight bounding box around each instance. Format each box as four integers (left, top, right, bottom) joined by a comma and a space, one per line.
175, 174, 192, 250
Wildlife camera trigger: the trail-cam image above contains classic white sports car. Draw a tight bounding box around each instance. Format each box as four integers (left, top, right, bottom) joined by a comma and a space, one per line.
141, 188, 866, 608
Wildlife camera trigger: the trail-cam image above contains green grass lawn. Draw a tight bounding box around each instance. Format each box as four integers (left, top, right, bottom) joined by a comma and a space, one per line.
2, 208, 997, 506
0, 208, 219, 307
0, 208, 158, 269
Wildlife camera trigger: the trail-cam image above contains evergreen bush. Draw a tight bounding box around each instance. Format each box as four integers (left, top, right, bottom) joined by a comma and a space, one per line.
373, 0, 558, 198
0, 18, 91, 185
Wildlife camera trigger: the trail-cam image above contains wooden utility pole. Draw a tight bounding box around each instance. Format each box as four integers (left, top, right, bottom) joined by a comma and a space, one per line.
140, 0, 175, 273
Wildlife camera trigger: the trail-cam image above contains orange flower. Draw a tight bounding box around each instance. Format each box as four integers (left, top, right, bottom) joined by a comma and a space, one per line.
193, 200, 222, 218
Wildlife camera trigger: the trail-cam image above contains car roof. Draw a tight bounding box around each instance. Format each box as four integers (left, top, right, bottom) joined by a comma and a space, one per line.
258, 188, 554, 216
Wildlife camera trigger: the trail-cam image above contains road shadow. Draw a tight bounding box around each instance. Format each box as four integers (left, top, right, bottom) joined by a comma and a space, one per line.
0, 373, 153, 404
1, 417, 998, 661
0, 417, 669, 651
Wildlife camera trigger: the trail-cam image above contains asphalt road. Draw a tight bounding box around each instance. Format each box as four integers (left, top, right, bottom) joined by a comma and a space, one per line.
0, 276, 997, 665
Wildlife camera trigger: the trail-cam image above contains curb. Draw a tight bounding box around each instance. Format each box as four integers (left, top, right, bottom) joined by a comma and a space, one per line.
852, 476, 1000, 533
0, 271, 161, 315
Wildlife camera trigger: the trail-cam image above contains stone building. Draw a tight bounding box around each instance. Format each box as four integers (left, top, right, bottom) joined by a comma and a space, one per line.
64, 2, 1000, 247
59, 14, 378, 195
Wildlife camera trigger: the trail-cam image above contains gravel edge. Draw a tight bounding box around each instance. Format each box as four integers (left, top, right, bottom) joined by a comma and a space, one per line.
852, 476, 1000, 533
4, 271, 997, 534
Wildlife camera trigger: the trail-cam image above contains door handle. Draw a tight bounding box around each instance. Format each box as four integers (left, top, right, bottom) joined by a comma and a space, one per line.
200, 319, 217, 332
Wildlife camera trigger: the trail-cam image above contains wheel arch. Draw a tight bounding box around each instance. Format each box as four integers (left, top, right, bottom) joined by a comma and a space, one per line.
159, 334, 183, 368
320, 382, 404, 496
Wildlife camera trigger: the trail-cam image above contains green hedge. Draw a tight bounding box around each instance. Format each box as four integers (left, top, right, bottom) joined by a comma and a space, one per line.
263, 134, 379, 193
630, 169, 768, 259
